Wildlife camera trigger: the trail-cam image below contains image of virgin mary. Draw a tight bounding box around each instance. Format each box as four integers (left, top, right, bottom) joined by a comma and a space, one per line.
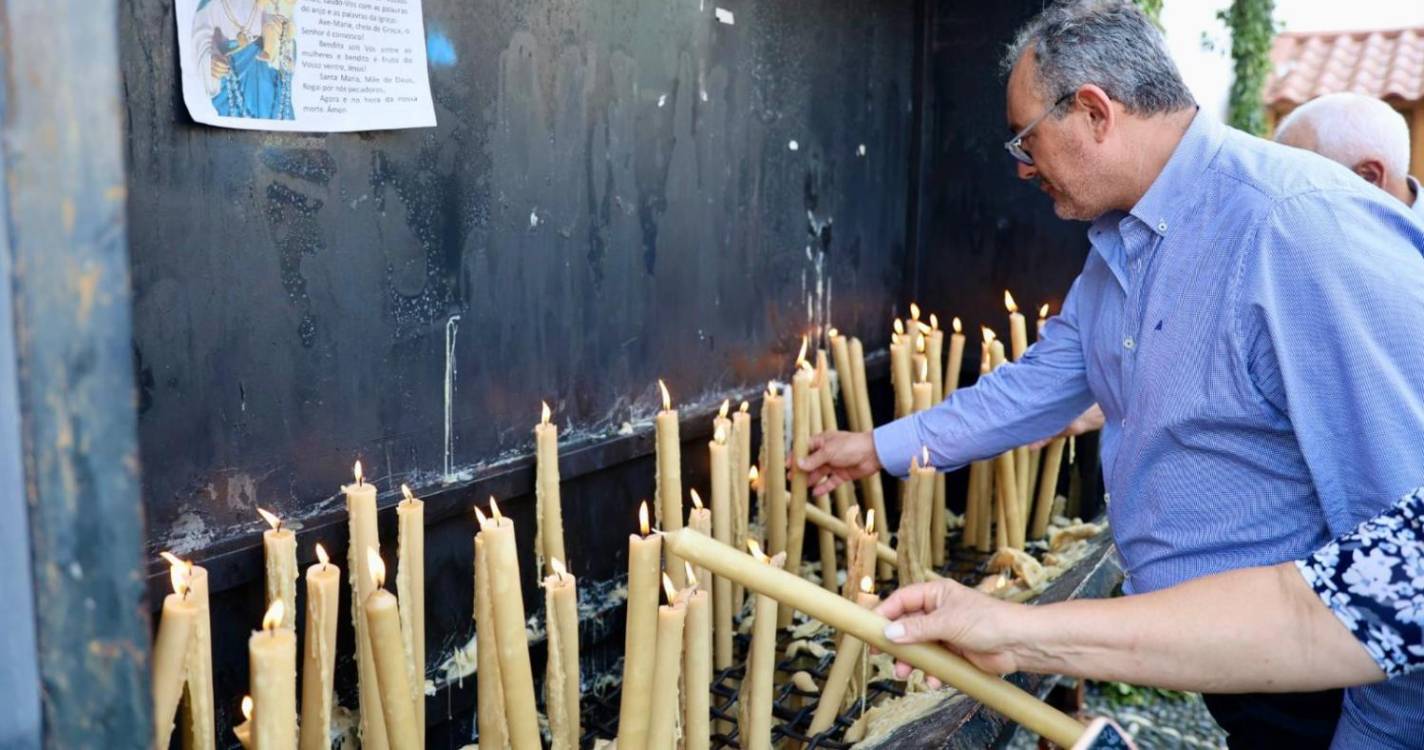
192, 0, 297, 121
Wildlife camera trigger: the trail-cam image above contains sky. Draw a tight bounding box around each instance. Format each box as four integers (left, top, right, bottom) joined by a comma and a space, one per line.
1161, 0, 1424, 122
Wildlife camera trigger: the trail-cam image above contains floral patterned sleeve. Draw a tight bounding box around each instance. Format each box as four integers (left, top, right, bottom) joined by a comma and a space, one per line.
1296, 487, 1424, 678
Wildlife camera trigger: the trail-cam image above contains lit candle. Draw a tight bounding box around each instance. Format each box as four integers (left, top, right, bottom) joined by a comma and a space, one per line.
648, 574, 687, 749
249, 599, 297, 750
233, 696, 253, 750
844, 509, 879, 598
682, 565, 712, 750
1037, 303, 1050, 340
912, 357, 932, 413
708, 425, 734, 671
535, 401, 566, 575
258, 508, 297, 630
618, 502, 660, 750
153, 557, 197, 750
804, 503, 897, 570
762, 381, 788, 560
738, 541, 783, 750
299, 544, 340, 750
808, 576, 880, 735
473, 508, 509, 749
890, 320, 913, 419
989, 341, 1026, 549
946, 316, 966, 394
160, 550, 214, 750
478, 499, 541, 749
970, 332, 996, 552
656, 380, 687, 588
849, 337, 891, 580
396, 484, 425, 742
816, 348, 858, 522
342, 461, 389, 749
810, 360, 837, 594
1005, 291, 1032, 518
731, 401, 752, 608
544, 558, 581, 750
661, 530, 1086, 747
361, 549, 421, 749
786, 341, 813, 603
687, 489, 712, 596
896, 448, 935, 584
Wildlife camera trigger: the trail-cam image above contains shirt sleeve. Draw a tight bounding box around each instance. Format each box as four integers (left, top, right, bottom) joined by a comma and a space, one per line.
873, 273, 1096, 477
1295, 487, 1424, 678
1239, 189, 1424, 534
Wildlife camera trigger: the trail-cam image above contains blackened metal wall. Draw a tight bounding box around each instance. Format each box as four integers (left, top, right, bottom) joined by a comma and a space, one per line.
122, 0, 917, 554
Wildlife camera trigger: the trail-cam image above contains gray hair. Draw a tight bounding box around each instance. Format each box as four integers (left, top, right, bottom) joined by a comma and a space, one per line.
1003, 0, 1196, 116
1276, 93, 1412, 178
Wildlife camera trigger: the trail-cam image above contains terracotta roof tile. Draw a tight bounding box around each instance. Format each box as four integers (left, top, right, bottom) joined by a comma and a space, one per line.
1266, 27, 1424, 107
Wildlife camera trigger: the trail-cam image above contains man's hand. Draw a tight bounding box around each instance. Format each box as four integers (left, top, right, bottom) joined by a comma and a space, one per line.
211, 53, 231, 79
797, 430, 881, 497
1029, 403, 1105, 450
876, 579, 1026, 684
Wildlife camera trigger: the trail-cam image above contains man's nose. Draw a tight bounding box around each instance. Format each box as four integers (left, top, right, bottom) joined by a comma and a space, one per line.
1016, 161, 1037, 181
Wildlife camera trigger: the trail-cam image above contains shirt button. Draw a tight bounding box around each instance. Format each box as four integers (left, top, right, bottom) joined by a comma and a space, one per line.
1157, 221, 1168, 233
1123, 336, 1136, 350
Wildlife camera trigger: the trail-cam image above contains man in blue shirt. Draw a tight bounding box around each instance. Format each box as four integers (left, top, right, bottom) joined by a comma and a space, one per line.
800, 2, 1424, 747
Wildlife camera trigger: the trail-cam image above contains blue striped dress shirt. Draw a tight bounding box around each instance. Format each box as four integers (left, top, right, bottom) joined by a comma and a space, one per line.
875, 112, 1424, 748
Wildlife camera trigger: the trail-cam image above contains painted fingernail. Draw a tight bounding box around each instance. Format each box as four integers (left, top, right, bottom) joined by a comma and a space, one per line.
884, 622, 905, 641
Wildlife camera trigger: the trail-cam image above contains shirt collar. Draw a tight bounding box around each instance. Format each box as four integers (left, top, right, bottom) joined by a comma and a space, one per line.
1127, 109, 1223, 239
1410, 175, 1423, 215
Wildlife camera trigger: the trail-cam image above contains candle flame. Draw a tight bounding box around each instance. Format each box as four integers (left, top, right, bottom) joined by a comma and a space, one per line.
893, 319, 904, 336
401, 484, 416, 503
865, 509, 876, 534
766, 381, 777, 399
748, 466, 759, 486
241, 696, 253, 722
684, 561, 698, 589
827, 326, 839, 338
541, 401, 552, 425
921, 445, 931, 467
915, 335, 926, 355
909, 302, 921, 321
798, 360, 814, 374
718, 399, 730, 420
714, 424, 727, 445
169, 557, 190, 598
257, 507, 282, 532
747, 538, 769, 563
918, 359, 928, 383
930, 313, 939, 331
1004, 290, 1018, 314
639, 501, 650, 536
1039, 303, 1050, 319
690, 488, 704, 510
658, 379, 672, 412
860, 576, 874, 594
315, 543, 330, 568
489, 496, 503, 521
953, 316, 963, 334
661, 573, 677, 602
550, 557, 568, 581
739, 401, 750, 414
474, 506, 488, 526
353, 460, 364, 485
367, 547, 386, 590
262, 599, 285, 632
981, 326, 996, 345
796, 336, 809, 367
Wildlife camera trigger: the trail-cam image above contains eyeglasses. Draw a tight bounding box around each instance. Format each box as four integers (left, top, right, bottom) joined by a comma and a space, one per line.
1004, 92, 1074, 166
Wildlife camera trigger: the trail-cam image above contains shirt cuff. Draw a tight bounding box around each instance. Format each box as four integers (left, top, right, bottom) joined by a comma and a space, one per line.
873, 415, 920, 478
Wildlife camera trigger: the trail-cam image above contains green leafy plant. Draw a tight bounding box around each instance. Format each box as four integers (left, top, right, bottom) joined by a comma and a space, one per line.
1095, 681, 1193, 706
1219, 0, 1277, 136
1134, 0, 1164, 26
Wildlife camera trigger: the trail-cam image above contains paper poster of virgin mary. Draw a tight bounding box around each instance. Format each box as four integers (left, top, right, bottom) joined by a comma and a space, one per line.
190, 0, 298, 120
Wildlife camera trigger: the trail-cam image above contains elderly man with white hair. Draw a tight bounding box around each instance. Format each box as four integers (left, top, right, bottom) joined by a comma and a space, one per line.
1275, 92, 1423, 217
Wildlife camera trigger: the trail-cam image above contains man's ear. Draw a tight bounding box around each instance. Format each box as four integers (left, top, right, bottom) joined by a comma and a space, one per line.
1074, 85, 1115, 143
1353, 159, 1388, 189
